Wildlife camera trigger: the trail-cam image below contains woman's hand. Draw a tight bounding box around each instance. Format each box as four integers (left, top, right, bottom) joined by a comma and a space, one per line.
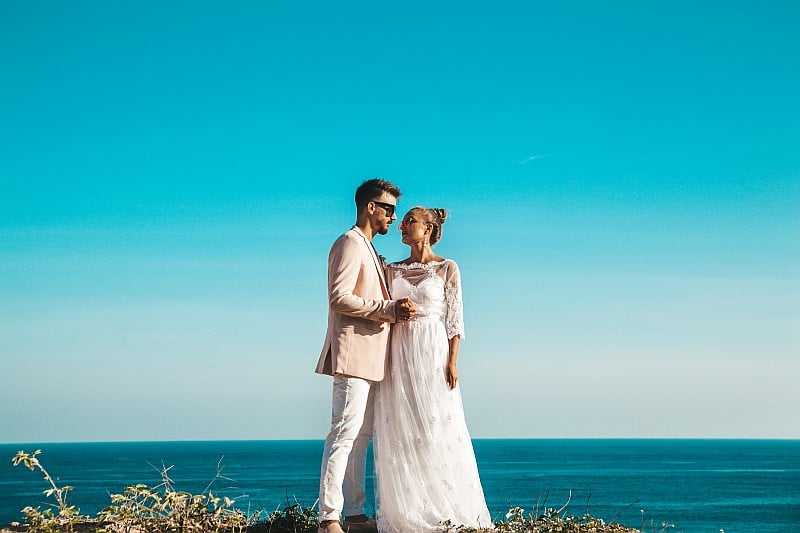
445, 362, 459, 390
395, 297, 417, 321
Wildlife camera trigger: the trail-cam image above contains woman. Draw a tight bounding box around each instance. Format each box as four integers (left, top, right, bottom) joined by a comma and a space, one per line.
373, 207, 493, 532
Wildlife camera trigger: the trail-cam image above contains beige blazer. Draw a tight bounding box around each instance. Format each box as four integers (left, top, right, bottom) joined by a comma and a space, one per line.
315, 226, 397, 381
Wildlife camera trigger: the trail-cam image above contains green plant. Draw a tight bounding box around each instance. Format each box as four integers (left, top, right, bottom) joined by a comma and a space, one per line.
440, 492, 643, 533
638, 509, 676, 533
11, 449, 84, 533
9, 449, 657, 533
264, 495, 319, 533
96, 460, 253, 532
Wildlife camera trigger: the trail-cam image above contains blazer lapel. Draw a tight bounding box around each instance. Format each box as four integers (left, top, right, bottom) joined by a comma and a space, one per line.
354, 227, 390, 299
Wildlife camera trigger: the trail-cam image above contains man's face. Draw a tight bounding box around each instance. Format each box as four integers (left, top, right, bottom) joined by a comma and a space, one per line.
369, 191, 398, 235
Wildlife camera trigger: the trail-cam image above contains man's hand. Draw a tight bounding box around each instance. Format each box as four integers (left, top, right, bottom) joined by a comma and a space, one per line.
395, 298, 417, 321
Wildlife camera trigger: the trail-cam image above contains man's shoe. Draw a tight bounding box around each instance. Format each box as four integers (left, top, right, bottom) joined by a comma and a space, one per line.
318, 520, 345, 533
342, 516, 378, 532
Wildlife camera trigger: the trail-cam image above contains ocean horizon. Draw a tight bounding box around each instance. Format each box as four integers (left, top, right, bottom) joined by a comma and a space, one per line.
1, 439, 798, 533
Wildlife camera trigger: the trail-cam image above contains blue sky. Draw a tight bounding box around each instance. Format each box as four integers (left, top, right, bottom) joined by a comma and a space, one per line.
1, 1, 798, 443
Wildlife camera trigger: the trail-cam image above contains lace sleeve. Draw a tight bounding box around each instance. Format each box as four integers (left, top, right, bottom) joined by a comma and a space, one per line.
443, 260, 465, 339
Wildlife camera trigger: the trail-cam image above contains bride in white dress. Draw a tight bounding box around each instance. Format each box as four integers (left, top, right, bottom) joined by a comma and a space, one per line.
374, 207, 493, 533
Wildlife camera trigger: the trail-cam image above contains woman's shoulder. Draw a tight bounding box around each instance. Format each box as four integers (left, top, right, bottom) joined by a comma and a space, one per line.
440, 258, 461, 277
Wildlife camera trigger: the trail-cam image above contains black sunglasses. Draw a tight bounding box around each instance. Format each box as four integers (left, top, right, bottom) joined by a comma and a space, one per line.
372, 201, 396, 217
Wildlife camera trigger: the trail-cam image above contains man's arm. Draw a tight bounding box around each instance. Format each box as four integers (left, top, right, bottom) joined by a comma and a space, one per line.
328, 235, 397, 322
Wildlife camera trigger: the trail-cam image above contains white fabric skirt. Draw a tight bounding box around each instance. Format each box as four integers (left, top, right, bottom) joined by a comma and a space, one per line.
374, 317, 493, 532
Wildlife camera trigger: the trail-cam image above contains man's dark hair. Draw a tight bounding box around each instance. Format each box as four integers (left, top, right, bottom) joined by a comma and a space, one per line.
355, 178, 401, 210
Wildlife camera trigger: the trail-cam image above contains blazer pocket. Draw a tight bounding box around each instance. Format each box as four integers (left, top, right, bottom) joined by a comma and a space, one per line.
351, 318, 381, 336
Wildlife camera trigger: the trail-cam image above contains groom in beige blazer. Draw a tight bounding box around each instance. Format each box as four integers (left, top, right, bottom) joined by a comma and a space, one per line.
316, 179, 416, 533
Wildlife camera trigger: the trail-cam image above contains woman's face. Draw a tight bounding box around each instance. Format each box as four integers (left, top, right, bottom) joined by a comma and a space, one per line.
398, 210, 430, 246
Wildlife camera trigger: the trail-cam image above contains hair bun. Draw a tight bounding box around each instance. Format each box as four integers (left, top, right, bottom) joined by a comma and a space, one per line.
433, 208, 448, 224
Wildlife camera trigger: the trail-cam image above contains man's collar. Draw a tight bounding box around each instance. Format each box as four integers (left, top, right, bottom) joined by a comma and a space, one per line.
352, 225, 371, 241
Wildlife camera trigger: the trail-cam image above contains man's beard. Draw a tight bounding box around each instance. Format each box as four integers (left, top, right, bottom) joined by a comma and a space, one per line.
376, 225, 390, 235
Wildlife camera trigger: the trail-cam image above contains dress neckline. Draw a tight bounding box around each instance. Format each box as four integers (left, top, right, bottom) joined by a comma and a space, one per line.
389, 259, 448, 269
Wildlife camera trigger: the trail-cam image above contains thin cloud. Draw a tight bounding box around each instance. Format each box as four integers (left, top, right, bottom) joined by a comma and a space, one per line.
516, 154, 548, 165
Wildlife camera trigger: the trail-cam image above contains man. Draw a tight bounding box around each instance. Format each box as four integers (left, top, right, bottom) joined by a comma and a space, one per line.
315, 179, 416, 533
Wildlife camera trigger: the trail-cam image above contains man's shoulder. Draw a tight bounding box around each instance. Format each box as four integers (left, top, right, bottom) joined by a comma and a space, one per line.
330, 228, 364, 254
332, 228, 360, 245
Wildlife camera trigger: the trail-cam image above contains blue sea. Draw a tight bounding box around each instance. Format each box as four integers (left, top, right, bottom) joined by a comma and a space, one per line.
1, 440, 798, 532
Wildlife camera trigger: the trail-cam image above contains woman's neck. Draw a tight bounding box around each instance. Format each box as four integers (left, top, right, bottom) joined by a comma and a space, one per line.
408, 243, 440, 264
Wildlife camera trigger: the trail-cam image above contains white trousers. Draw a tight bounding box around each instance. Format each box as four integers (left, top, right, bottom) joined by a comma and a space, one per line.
318, 374, 375, 521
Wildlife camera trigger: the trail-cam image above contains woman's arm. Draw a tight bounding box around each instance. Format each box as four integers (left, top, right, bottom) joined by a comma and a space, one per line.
446, 335, 461, 389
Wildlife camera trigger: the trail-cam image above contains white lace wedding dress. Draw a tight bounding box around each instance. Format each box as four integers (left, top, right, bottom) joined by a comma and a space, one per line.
374, 259, 493, 532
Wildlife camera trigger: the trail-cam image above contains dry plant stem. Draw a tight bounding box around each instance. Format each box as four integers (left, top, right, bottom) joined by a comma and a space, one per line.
203, 456, 233, 494
584, 489, 593, 518
536, 490, 550, 517
147, 461, 174, 492
557, 489, 573, 516
610, 501, 637, 525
